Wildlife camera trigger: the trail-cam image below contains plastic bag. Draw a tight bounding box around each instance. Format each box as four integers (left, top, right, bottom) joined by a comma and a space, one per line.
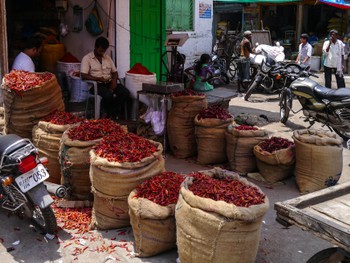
85, 1, 103, 36
143, 95, 166, 135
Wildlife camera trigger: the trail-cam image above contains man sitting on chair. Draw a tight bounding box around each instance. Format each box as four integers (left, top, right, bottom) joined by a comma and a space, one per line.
80, 36, 129, 119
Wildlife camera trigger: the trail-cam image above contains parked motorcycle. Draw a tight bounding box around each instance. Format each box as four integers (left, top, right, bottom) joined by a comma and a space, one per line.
208, 53, 230, 86
0, 134, 61, 234
279, 70, 350, 140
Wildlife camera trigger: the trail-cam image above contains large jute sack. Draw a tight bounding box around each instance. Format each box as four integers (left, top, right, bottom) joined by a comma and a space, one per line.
225, 126, 268, 173
256, 159, 295, 183
32, 125, 62, 151
90, 187, 130, 230
37, 120, 74, 134
2, 74, 64, 139
293, 129, 343, 194
37, 148, 61, 184
194, 116, 234, 164
128, 189, 176, 257
176, 168, 269, 263
167, 95, 207, 158
89, 141, 165, 197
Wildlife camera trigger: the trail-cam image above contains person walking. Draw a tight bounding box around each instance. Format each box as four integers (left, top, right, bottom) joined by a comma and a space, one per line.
80, 36, 130, 119
238, 31, 255, 92
322, 29, 345, 89
296, 33, 312, 68
12, 36, 43, 72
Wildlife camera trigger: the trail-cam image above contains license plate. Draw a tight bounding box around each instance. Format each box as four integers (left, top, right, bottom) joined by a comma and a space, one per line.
15, 164, 50, 193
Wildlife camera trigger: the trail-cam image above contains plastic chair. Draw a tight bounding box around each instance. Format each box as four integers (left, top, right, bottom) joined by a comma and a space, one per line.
84, 80, 102, 119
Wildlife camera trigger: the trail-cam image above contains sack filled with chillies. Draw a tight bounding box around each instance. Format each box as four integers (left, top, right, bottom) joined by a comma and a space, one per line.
253, 136, 295, 183
225, 124, 269, 174
59, 119, 128, 200
167, 90, 207, 159
128, 171, 185, 257
175, 167, 269, 263
38, 110, 85, 133
194, 105, 234, 164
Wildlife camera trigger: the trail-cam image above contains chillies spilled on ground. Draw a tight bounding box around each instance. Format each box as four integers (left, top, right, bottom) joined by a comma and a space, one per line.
188, 172, 265, 207
198, 105, 233, 120
42, 110, 84, 125
3, 70, 53, 92
235, 125, 259, 131
93, 133, 157, 163
259, 136, 294, 153
67, 119, 126, 141
171, 89, 203, 97
135, 172, 185, 206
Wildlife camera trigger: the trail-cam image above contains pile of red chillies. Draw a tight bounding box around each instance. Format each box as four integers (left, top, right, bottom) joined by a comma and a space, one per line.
198, 105, 232, 120
67, 119, 125, 141
235, 125, 259, 131
42, 110, 84, 125
3, 70, 53, 92
171, 89, 203, 98
188, 172, 265, 207
259, 136, 294, 153
58, 52, 80, 63
135, 172, 185, 206
93, 133, 158, 163
127, 63, 153, 75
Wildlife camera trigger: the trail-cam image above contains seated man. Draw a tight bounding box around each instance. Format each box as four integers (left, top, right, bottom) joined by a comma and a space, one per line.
80, 36, 129, 119
12, 36, 43, 72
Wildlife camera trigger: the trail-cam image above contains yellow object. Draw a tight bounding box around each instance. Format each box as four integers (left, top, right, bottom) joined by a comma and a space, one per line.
40, 36, 65, 73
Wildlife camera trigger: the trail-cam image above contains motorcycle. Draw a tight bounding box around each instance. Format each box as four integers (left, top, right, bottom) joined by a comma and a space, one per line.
208, 53, 230, 86
279, 70, 350, 140
0, 134, 63, 234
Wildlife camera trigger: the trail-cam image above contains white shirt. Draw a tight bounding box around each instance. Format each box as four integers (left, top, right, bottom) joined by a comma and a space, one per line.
322, 40, 344, 69
298, 43, 312, 66
12, 52, 35, 72
80, 51, 117, 81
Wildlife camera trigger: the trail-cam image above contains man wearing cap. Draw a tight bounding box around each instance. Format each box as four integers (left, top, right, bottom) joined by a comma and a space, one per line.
296, 33, 312, 68
322, 29, 345, 89
238, 31, 255, 92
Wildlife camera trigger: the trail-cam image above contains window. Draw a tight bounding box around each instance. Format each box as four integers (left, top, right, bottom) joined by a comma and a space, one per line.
166, 0, 193, 31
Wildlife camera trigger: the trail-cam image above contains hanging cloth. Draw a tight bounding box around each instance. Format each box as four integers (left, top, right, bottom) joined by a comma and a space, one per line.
85, 0, 104, 36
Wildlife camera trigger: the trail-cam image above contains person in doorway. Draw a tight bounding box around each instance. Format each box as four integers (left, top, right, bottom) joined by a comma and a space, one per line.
80, 36, 130, 119
296, 33, 312, 68
185, 53, 214, 92
322, 29, 345, 89
308, 31, 318, 45
238, 30, 255, 92
12, 36, 43, 72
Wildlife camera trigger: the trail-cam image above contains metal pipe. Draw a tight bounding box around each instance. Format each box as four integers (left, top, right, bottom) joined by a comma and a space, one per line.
44, 182, 67, 199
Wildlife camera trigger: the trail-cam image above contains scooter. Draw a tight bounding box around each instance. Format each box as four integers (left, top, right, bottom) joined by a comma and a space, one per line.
0, 134, 65, 234
279, 71, 350, 140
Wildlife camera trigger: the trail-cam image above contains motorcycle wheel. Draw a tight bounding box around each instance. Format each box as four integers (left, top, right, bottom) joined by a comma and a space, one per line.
228, 58, 237, 81
32, 205, 57, 234
333, 128, 350, 141
280, 92, 291, 124
261, 77, 274, 93
244, 78, 260, 101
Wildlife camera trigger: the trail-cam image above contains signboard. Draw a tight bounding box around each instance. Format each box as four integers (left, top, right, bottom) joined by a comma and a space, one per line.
320, 0, 350, 9
199, 2, 212, 19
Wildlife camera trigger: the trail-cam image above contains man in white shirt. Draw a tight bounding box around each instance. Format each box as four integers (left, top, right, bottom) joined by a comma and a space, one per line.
322, 29, 345, 89
296, 33, 312, 68
12, 36, 42, 72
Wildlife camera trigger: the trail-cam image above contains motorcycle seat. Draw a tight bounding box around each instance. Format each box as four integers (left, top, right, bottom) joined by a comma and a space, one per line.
0, 134, 28, 157
314, 85, 350, 101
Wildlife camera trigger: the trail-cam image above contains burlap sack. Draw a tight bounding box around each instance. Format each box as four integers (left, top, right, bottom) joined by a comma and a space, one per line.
32, 126, 62, 151
37, 148, 61, 184
38, 120, 75, 134
167, 95, 207, 158
128, 189, 176, 257
176, 167, 269, 263
2, 74, 64, 139
253, 144, 295, 166
293, 129, 343, 194
225, 126, 268, 173
194, 116, 233, 165
90, 187, 130, 230
256, 159, 294, 183
89, 142, 165, 197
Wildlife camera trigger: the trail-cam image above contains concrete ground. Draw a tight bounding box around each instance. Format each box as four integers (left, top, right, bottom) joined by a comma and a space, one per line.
0, 72, 349, 263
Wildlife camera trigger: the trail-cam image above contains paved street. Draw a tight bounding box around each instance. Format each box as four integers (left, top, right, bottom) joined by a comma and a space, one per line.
0, 72, 349, 263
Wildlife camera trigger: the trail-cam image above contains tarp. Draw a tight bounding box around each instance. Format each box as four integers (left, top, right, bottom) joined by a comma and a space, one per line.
215, 0, 299, 3
319, 0, 350, 9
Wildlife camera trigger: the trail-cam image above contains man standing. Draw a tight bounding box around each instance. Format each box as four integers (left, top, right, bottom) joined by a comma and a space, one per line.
296, 33, 312, 68
12, 36, 42, 72
81, 36, 130, 119
322, 29, 345, 89
238, 31, 254, 91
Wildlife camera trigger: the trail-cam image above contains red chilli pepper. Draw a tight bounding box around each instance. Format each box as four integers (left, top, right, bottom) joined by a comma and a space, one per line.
198, 105, 233, 121
258, 137, 294, 153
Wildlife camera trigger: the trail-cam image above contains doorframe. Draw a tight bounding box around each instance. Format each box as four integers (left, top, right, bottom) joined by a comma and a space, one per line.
0, 0, 8, 78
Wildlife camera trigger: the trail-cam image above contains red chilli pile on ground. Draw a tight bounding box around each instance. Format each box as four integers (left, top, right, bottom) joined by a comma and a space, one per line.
198, 105, 232, 120
234, 125, 259, 131
188, 172, 266, 207
3, 70, 53, 92
67, 119, 125, 141
93, 133, 158, 163
42, 110, 84, 125
134, 172, 185, 206
259, 136, 294, 153
170, 89, 203, 98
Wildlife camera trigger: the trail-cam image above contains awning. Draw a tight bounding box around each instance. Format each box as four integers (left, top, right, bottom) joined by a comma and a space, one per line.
215, 0, 299, 3
319, 0, 350, 9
